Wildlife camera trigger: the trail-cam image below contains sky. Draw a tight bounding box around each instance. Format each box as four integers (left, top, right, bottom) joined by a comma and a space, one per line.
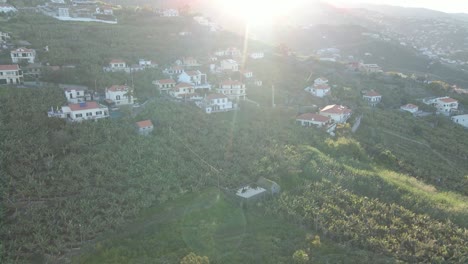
325, 0, 468, 14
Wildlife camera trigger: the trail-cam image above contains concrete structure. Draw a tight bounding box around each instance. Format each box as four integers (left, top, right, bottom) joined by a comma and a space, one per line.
451, 114, 468, 128
0, 64, 23, 85
240, 70, 253, 79
11, 48, 36, 64
296, 113, 331, 127
220, 59, 239, 72
195, 93, 235, 114
48, 101, 109, 122
105, 85, 134, 105
319, 104, 352, 123
314, 77, 328, 86
136, 120, 154, 135
400, 104, 419, 113
217, 80, 246, 100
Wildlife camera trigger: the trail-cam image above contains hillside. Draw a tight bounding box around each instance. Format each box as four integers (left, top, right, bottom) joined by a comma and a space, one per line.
0, 6, 468, 264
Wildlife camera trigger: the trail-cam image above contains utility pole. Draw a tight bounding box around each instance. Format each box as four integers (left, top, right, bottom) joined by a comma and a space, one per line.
272, 84, 276, 107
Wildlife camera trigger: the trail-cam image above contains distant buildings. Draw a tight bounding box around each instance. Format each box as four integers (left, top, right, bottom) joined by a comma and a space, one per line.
250, 52, 264, 59
160, 9, 179, 17
217, 80, 246, 100
195, 93, 236, 114
0, 64, 23, 85
451, 114, 468, 128
153, 79, 176, 94
11, 48, 36, 64
220, 59, 239, 72
319, 105, 352, 123
177, 70, 210, 90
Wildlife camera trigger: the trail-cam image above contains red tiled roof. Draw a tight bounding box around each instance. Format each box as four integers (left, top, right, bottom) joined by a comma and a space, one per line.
320, 104, 352, 115
107, 85, 129, 92
297, 113, 330, 122
11, 47, 33, 53
157, 79, 176, 84
364, 90, 381, 97
69, 101, 103, 111
439, 97, 457, 103
402, 104, 418, 109
110, 59, 125, 64
136, 120, 153, 128
220, 80, 243, 86
0, 64, 19, 71
314, 84, 330, 90
175, 82, 193, 89
185, 70, 200, 76
206, 93, 227, 100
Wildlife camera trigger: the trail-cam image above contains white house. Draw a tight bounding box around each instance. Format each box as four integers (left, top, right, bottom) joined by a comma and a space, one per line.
0, 64, 23, 85
319, 104, 352, 123
11, 48, 36, 64
169, 82, 199, 100
359, 63, 383, 73
181, 57, 199, 67
161, 9, 179, 17
217, 80, 246, 100
153, 78, 176, 93
163, 65, 184, 76
178, 70, 210, 90
64, 87, 89, 103
400, 104, 419, 113
47, 101, 109, 122
240, 70, 253, 79
136, 120, 154, 135
104, 59, 128, 72
435, 97, 458, 114
250, 52, 264, 59
314, 77, 328, 86
58, 8, 70, 17
220, 59, 239, 72
105, 85, 134, 105
305, 84, 330, 98
96, 6, 113, 15
451, 114, 468, 128
363, 90, 382, 106
296, 113, 331, 127
196, 93, 235, 113
0, 4, 17, 13
225, 47, 241, 58
0, 31, 10, 43
139, 59, 157, 68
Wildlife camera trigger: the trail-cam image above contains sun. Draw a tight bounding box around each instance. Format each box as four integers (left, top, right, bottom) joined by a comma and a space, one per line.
218, 0, 301, 26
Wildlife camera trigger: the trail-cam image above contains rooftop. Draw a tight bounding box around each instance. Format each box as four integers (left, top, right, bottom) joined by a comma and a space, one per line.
206, 93, 227, 100
0, 64, 19, 71
320, 104, 352, 115
108, 85, 130, 92
68, 101, 103, 111
297, 113, 330, 122
136, 120, 153, 128
236, 186, 266, 198
364, 90, 381, 97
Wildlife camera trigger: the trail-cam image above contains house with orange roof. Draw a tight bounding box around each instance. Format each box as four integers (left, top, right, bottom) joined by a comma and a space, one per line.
178, 70, 210, 90
104, 59, 128, 72
11, 48, 36, 64
153, 79, 176, 93
319, 104, 352, 123
48, 101, 109, 122
105, 85, 134, 105
169, 82, 201, 100
0, 64, 23, 85
196, 93, 235, 113
217, 80, 246, 100
400, 104, 419, 114
363, 90, 382, 106
163, 65, 184, 76
136, 120, 154, 135
423, 96, 458, 115
296, 113, 331, 127
305, 84, 331, 98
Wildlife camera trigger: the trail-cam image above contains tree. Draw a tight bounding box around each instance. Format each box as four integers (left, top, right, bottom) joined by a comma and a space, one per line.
292, 249, 309, 264
180, 252, 210, 264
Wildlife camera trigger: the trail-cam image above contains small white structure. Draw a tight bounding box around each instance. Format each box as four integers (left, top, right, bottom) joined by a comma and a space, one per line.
136, 120, 154, 135
105, 85, 134, 105
64, 87, 88, 103
153, 78, 176, 93
363, 90, 382, 106
319, 104, 352, 123
169, 82, 198, 100
0, 31, 10, 43
240, 70, 253, 79
96, 6, 113, 15
178, 70, 210, 90
305, 84, 330, 98
11, 48, 36, 64
181, 57, 199, 67
163, 65, 184, 76
217, 80, 246, 100
161, 9, 179, 17
0, 64, 23, 85
236, 186, 266, 200
105, 59, 127, 72
296, 113, 331, 127
196, 93, 235, 113
451, 114, 468, 128
220, 59, 239, 72
250, 52, 264, 59
0, 4, 17, 13
314, 77, 328, 86
138, 59, 157, 68
58, 8, 70, 18
359, 63, 383, 74
400, 104, 419, 113
48, 101, 109, 122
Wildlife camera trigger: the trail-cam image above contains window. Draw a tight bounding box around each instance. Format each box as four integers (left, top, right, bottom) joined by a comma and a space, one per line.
116, 95, 121, 100
76, 114, 83, 118
96, 111, 102, 115
86, 112, 92, 116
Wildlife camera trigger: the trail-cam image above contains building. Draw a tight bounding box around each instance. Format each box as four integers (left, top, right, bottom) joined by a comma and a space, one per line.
163, 65, 184, 76
296, 113, 331, 127
136, 120, 154, 135
220, 59, 239, 72
169, 82, 199, 100
400, 104, 419, 113
181, 57, 199, 67
359, 63, 383, 74
105, 85, 134, 105
48, 101, 109, 122
58, 8, 70, 17
138, 59, 157, 68
195, 93, 235, 113
451, 114, 468, 128
106, 59, 127, 71
153, 79, 176, 94
314, 77, 328, 86
435, 97, 458, 114
363, 90, 382, 106
22, 63, 43, 79
0, 64, 23, 85
217, 80, 246, 100
96, 6, 113, 15
319, 104, 352, 123
0, 31, 10, 43
161, 9, 179, 17
250, 52, 264, 59
64, 87, 90, 104
177, 70, 210, 90
11, 48, 36, 64
240, 70, 253, 79
257, 177, 280, 195
236, 186, 267, 201
305, 84, 330, 98
0, 4, 17, 13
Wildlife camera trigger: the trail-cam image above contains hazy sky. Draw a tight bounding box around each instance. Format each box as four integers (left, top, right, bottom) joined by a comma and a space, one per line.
327, 0, 468, 13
